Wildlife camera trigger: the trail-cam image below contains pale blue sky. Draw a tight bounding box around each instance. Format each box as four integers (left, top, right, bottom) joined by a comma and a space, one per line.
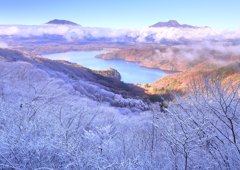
0, 0, 239, 30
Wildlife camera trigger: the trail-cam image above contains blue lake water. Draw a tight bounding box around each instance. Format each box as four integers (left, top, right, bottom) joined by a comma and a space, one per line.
43, 51, 168, 84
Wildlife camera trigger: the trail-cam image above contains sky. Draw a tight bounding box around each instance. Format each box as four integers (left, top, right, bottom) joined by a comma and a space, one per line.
0, 0, 239, 31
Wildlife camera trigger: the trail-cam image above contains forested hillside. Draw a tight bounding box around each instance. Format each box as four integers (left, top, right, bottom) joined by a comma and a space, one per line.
97, 45, 240, 96
0, 47, 239, 169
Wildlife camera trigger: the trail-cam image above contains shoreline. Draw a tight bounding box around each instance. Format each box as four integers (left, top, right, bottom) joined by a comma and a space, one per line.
42, 50, 172, 84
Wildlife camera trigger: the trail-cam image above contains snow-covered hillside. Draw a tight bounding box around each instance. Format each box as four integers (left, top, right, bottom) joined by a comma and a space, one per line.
0, 48, 149, 112
0, 48, 239, 169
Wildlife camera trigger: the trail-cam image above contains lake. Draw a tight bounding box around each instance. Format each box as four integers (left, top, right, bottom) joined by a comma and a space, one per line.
43, 51, 168, 84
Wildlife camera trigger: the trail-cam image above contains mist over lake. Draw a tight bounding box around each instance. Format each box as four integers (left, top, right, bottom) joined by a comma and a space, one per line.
43, 51, 167, 84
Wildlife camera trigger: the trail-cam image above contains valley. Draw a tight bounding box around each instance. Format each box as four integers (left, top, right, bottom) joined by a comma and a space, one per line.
2, 33, 240, 98
0, 18, 239, 169
43, 51, 168, 84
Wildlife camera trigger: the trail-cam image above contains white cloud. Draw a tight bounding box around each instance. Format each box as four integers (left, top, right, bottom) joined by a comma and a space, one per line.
0, 25, 240, 42
0, 41, 8, 48
156, 42, 240, 64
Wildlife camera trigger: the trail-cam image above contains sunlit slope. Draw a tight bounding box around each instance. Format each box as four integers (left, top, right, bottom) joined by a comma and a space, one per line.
96, 45, 240, 72
96, 45, 240, 94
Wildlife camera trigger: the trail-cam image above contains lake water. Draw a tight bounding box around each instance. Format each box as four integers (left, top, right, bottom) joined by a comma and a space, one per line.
43, 51, 167, 84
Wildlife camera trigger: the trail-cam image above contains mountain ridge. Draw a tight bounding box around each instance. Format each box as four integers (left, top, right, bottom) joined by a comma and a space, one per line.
45, 19, 81, 26
150, 20, 208, 28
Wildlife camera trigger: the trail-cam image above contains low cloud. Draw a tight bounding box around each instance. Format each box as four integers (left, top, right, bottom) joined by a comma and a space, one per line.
154, 42, 240, 66
0, 41, 8, 48
0, 25, 240, 43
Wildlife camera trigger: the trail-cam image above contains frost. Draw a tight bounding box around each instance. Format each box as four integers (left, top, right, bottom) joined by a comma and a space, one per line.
0, 48, 239, 169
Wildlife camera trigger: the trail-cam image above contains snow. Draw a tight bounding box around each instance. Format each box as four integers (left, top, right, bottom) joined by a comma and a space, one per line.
0, 48, 239, 169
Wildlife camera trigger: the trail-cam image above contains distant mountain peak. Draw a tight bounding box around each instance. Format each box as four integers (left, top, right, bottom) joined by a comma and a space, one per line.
45, 19, 81, 26
150, 20, 200, 28
167, 20, 181, 26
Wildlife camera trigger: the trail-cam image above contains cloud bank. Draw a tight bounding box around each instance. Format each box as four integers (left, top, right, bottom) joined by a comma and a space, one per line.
0, 41, 8, 48
0, 25, 240, 43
